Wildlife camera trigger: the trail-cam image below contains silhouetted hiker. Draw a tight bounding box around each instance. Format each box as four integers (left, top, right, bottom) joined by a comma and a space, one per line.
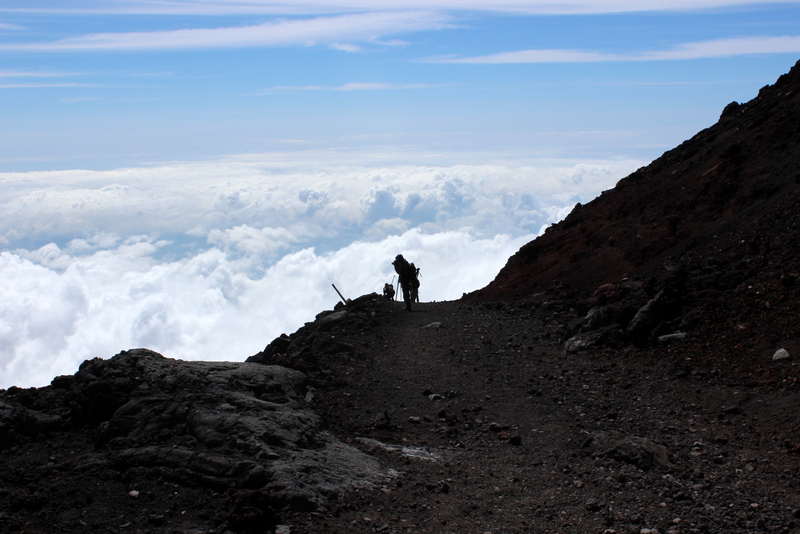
392, 254, 419, 311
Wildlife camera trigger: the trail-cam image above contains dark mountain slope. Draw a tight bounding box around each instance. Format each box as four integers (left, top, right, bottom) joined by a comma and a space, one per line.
471, 59, 800, 301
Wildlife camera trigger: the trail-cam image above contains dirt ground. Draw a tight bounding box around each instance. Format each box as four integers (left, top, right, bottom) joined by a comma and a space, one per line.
280, 297, 800, 534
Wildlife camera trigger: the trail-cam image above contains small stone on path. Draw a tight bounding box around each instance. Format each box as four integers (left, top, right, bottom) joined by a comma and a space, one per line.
773, 348, 790, 360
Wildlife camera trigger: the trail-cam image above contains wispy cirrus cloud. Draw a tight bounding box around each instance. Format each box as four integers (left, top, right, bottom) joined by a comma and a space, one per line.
0, 69, 97, 89
336, 82, 444, 90
0, 69, 85, 77
2, 0, 800, 16
0, 11, 452, 52
0, 82, 97, 88
330, 42, 361, 52
435, 35, 800, 63
61, 96, 103, 103
258, 81, 446, 94
642, 35, 800, 60
436, 49, 614, 63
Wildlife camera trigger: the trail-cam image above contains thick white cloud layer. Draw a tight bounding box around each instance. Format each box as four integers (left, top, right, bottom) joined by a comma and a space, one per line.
0, 152, 642, 388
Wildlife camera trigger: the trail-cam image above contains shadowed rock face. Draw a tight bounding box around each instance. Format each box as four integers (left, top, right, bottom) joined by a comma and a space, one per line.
0, 348, 392, 529
471, 59, 800, 301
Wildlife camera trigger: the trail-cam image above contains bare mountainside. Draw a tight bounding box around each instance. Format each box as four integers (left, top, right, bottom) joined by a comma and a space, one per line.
2, 60, 800, 534
474, 59, 800, 301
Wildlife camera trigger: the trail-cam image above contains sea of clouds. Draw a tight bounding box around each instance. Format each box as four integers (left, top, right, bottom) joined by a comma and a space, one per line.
0, 150, 643, 389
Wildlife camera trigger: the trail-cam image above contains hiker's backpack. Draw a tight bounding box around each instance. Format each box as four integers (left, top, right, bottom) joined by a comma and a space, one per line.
409, 263, 420, 288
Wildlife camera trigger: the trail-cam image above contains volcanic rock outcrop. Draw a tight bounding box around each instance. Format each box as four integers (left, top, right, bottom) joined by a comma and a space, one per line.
0, 348, 392, 532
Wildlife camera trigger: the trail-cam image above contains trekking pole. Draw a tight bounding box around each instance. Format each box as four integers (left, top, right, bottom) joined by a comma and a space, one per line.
331, 284, 348, 306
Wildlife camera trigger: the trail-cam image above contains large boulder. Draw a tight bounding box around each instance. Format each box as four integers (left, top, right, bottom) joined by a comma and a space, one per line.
0, 349, 393, 513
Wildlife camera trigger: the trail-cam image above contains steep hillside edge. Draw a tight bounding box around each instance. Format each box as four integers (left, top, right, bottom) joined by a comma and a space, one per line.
471, 58, 800, 301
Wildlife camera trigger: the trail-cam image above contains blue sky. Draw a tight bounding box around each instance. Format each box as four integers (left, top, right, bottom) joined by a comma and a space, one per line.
1, 1, 800, 388
2, 1, 799, 170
